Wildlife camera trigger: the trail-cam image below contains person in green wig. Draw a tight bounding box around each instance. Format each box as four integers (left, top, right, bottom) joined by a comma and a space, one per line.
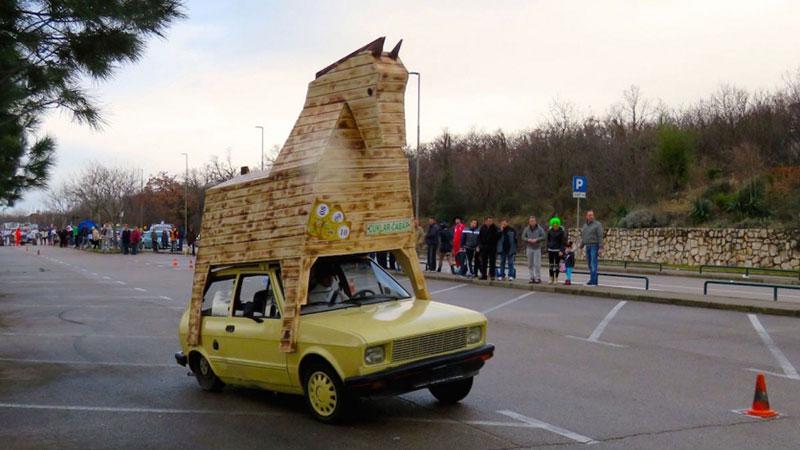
546, 216, 567, 284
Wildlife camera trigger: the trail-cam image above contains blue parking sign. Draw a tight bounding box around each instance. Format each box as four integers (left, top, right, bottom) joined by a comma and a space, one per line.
572, 176, 587, 198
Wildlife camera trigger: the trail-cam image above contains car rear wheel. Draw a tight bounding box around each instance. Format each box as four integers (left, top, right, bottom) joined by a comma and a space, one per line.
191, 353, 224, 392
303, 362, 352, 423
429, 377, 473, 404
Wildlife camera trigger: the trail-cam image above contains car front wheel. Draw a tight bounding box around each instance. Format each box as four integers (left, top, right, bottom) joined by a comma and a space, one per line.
429, 377, 473, 404
303, 362, 352, 423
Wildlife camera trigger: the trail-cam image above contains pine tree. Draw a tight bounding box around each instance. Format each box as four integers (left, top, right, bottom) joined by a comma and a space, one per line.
0, 0, 184, 206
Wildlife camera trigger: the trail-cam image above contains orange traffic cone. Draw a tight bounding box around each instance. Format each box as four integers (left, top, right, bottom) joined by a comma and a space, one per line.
171, 258, 178, 269
744, 373, 778, 418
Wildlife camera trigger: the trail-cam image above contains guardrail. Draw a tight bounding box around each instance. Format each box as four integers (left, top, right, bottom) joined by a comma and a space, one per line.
573, 271, 650, 290
699, 264, 800, 280
594, 259, 663, 272
703, 280, 800, 301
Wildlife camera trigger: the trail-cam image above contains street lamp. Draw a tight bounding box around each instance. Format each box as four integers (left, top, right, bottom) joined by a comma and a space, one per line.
409, 71, 421, 220
180, 152, 188, 246
255, 125, 265, 171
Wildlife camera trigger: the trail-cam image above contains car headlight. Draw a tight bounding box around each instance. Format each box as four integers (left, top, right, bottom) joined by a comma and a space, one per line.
466, 326, 482, 345
364, 345, 386, 365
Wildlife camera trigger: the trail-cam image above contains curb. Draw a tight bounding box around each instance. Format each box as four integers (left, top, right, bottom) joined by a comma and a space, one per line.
422, 272, 800, 318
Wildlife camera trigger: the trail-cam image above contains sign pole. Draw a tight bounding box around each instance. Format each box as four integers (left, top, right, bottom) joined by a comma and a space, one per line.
576, 197, 580, 236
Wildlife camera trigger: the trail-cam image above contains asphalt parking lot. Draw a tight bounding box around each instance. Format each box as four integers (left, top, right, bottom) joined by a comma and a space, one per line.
1, 246, 799, 449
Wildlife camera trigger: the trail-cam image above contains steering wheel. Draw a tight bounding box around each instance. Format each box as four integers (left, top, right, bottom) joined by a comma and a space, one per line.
351, 289, 375, 299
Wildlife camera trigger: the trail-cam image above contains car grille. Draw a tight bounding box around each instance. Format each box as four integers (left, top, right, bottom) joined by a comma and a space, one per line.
392, 328, 468, 363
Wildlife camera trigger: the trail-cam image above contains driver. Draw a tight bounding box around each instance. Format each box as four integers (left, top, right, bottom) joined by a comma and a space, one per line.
307, 261, 346, 304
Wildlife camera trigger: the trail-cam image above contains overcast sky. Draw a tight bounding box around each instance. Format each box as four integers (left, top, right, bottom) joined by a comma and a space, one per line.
13, 0, 800, 211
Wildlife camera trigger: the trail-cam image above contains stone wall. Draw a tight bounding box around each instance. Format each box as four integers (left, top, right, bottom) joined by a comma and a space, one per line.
566, 228, 800, 269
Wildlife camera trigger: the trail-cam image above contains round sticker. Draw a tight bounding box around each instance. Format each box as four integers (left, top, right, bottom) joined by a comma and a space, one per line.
337, 225, 350, 239
331, 211, 345, 223
315, 203, 330, 218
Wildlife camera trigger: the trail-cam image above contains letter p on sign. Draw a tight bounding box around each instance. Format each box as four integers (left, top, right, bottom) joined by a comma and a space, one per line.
573, 176, 587, 198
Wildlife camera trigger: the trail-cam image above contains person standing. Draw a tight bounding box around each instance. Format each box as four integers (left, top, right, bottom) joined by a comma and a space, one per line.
14, 227, 21, 246
187, 227, 197, 256
130, 226, 141, 255
522, 216, 545, 284
161, 229, 169, 252
546, 217, 567, 284
151, 229, 159, 253
580, 210, 604, 286
451, 217, 465, 271
437, 221, 453, 273
460, 219, 480, 277
563, 241, 575, 286
121, 225, 131, 255
477, 216, 501, 280
425, 217, 440, 271
496, 219, 517, 280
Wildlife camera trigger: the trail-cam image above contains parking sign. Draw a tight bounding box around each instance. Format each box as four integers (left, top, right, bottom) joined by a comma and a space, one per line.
572, 176, 587, 198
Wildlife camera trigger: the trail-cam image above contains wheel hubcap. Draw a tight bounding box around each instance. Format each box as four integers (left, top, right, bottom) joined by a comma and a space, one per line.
308, 371, 337, 416
199, 357, 209, 376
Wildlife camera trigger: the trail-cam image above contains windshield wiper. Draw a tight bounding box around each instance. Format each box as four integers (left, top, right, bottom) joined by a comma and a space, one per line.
345, 294, 407, 304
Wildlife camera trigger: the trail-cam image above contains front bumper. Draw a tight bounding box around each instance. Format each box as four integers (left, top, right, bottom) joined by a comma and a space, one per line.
344, 344, 494, 396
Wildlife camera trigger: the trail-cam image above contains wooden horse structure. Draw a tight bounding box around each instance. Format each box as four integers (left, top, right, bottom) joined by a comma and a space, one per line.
187, 37, 430, 352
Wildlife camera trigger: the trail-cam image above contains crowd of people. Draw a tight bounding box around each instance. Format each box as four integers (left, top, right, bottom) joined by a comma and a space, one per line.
6, 222, 198, 256
417, 210, 604, 286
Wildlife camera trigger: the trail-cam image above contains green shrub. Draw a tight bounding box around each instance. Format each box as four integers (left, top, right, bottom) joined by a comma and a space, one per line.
690, 198, 713, 223
731, 178, 770, 218
654, 125, 695, 191
702, 178, 733, 199
711, 192, 736, 211
706, 167, 724, 181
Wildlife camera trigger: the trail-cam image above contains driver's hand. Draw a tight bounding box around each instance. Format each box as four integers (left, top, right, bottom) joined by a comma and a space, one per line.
348, 280, 356, 295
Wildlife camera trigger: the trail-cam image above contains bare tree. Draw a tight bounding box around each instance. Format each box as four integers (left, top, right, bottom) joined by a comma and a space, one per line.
203, 149, 239, 185
65, 163, 138, 224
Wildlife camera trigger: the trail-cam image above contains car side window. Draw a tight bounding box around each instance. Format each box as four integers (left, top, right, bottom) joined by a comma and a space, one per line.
233, 274, 280, 319
202, 276, 235, 317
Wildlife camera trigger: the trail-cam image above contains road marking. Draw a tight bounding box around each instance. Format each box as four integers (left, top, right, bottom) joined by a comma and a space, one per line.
90, 272, 97, 276
588, 301, 627, 342
747, 314, 800, 380
482, 292, 535, 314
102, 276, 111, 280
744, 368, 800, 381
497, 410, 596, 444
429, 284, 467, 295
116, 281, 126, 285
160, 296, 174, 301
0, 357, 176, 368
565, 335, 626, 348
134, 287, 147, 292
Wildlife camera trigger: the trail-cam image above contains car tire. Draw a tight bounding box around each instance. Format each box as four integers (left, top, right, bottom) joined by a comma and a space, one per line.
429, 377, 473, 404
302, 362, 353, 424
191, 353, 224, 392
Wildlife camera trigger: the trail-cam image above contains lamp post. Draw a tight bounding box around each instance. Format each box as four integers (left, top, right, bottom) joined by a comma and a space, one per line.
180, 153, 188, 245
409, 71, 421, 219
255, 125, 265, 171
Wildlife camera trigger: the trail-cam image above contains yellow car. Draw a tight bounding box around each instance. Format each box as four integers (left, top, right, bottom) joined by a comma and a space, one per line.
176, 254, 494, 423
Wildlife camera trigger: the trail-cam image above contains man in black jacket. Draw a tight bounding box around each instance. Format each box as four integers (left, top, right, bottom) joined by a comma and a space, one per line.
478, 216, 501, 280
425, 217, 440, 271
121, 225, 131, 255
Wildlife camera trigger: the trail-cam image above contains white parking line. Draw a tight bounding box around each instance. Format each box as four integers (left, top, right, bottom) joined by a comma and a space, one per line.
747, 314, 800, 380
116, 281, 126, 285
566, 301, 627, 348
588, 301, 627, 342
102, 276, 111, 280
482, 292, 535, 314
160, 296, 174, 301
134, 287, 147, 292
497, 410, 596, 444
429, 284, 467, 295
0, 357, 176, 368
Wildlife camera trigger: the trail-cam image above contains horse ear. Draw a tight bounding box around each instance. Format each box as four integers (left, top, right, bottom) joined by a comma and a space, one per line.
388, 39, 402, 60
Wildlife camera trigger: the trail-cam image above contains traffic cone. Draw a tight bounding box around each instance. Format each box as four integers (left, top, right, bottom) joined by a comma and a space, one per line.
171, 258, 178, 269
744, 373, 778, 418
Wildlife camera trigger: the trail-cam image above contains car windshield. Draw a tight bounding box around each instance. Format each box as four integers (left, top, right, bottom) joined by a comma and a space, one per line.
301, 256, 411, 314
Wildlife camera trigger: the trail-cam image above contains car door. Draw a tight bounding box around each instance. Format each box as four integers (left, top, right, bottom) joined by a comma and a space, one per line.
222, 270, 289, 387
199, 274, 237, 378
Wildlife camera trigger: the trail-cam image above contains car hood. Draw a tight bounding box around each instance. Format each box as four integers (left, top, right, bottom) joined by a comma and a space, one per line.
300, 299, 485, 343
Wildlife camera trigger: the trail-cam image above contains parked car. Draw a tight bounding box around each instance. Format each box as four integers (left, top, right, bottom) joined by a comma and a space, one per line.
176, 255, 493, 423
141, 223, 174, 249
